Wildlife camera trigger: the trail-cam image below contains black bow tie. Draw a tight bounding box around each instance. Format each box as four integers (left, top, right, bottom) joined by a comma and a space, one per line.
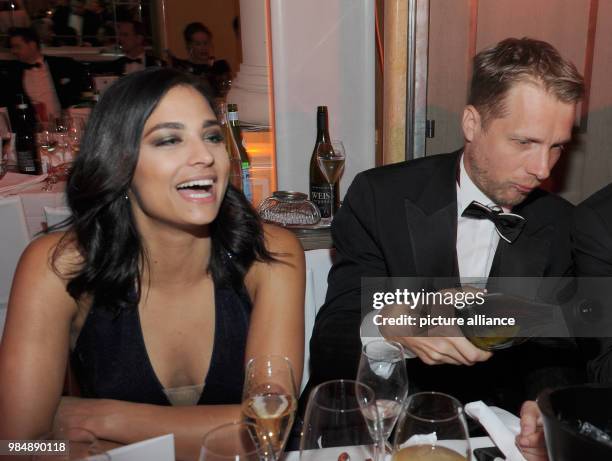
23, 62, 42, 70
124, 57, 142, 64
462, 200, 526, 244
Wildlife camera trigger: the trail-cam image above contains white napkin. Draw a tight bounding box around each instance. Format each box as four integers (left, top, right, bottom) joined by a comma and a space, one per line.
0, 172, 48, 195
465, 401, 526, 461
104, 433, 175, 461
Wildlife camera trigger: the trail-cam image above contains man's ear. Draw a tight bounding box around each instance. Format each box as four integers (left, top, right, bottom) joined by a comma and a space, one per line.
462, 105, 482, 143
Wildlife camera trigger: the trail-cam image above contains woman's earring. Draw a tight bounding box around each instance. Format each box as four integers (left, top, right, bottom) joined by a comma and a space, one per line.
124, 194, 129, 201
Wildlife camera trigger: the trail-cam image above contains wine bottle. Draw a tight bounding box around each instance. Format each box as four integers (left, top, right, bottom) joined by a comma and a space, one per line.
219, 102, 243, 191
309, 106, 339, 218
227, 104, 252, 202
14, 95, 39, 175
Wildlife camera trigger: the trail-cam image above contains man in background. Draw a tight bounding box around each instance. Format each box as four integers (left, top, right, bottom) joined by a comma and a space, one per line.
103, 20, 163, 75
3, 27, 86, 122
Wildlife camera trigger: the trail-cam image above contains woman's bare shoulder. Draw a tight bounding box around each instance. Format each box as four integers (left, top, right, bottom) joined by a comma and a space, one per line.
20, 231, 83, 280
262, 223, 303, 255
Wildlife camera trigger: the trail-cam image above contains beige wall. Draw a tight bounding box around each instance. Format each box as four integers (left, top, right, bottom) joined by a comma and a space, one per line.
163, 0, 241, 73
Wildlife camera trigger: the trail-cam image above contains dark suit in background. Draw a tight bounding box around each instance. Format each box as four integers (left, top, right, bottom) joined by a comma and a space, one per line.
309, 152, 583, 412
95, 54, 164, 76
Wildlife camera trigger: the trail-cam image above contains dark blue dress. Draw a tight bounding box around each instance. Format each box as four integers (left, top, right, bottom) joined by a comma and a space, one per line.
70, 284, 252, 405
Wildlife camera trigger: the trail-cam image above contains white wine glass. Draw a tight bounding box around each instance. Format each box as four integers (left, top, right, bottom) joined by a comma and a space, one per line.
357, 339, 408, 448
200, 422, 275, 461
316, 140, 345, 223
392, 392, 470, 461
242, 355, 297, 459
300, 379, 383, 461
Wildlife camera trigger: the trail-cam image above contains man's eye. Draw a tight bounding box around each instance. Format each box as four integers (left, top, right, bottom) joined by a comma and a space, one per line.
516, 139, 531, 146
154, 137, 181, 147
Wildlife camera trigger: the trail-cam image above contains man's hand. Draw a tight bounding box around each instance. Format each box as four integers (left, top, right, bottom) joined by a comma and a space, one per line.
517, 400, 549, 461
396, 336, 492, 365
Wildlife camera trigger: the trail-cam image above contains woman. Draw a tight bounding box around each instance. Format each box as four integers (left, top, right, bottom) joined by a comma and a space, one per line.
0, 68, 304, 460
173, 22, 232, 98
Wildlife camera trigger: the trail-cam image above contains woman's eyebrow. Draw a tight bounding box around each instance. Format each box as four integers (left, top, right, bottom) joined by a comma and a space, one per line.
144, 122, 184, 137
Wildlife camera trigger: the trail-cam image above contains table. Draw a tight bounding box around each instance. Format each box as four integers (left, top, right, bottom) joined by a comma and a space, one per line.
15, 181, 66, 239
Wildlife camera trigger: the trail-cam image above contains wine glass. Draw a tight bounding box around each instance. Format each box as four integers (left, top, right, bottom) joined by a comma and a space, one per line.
242, 355, 297, 459
392, 392, 470, 461
300, 379, 383, 461
357, 339, 409, 447
0, 111, 12, 179
316, 140, 346, 223
200, 421, 275, 461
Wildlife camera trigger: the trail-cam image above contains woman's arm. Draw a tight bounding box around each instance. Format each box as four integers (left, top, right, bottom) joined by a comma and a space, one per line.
0, 233, 78, 438
244, 224, 306, 384
54, 224, 306, 461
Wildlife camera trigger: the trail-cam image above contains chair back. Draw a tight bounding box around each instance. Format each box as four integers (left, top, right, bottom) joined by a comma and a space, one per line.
44, 206, 72, 230
301, 248, 335, 391
0, 196, 30, 338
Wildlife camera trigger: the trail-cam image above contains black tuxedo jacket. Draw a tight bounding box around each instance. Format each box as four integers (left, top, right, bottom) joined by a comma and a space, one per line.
98, 54, 164, 76
308, 152, 581, 411
573, 183, 612, 383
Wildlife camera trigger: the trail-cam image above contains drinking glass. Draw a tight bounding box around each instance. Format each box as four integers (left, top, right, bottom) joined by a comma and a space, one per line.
392, 392, 470, 461
300, 379, 382, 461
242, 355, 297, 459
357, 339, 408, 445
316, 140, 345, 223
0, 111, 12, 179
199, 421, 275, 461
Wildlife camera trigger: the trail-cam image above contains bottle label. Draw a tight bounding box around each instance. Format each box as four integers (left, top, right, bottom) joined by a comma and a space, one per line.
310, 183, 333, 218
17, 150, 36, 173
241, 163, 252, 202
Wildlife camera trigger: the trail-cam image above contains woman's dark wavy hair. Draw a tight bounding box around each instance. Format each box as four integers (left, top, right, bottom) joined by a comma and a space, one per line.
55, 67, 275, 312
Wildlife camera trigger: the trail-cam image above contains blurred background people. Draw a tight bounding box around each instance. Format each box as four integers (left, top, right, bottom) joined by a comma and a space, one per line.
3, 27, 86, 122
98, 20, 163, 75
171, 22, 232, 98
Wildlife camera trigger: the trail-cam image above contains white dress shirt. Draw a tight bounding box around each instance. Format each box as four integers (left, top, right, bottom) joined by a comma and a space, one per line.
23, 58, 61, 120
456, 155, 501, 280
124, 52, 146, 74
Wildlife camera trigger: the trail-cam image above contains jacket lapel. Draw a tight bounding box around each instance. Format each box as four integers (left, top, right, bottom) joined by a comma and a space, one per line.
404, 153, 460, 277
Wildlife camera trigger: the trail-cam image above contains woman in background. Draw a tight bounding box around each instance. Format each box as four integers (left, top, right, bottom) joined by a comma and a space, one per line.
0, 68, 304, 460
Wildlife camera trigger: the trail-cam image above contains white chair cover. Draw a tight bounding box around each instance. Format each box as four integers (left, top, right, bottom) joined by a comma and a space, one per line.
43, 205, 72, 230
0, 196, 30, 338
301, 248, 335, 392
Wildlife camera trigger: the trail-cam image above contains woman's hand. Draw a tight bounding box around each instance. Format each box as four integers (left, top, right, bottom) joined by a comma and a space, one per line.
53, 397, 114, 441
517, 400, 549, 461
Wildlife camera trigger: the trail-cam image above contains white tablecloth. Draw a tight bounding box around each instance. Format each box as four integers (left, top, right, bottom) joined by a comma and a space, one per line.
10, 181, 66, 239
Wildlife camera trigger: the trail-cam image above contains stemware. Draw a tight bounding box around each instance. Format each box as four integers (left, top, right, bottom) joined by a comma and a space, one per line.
357, 339, 409, 444
300, 379, 383, 461
200, 422, 275, 461
242, 355, 297, 459
0, 111, 12, 179
392, 392, 471, 461
316, 140, 346, 223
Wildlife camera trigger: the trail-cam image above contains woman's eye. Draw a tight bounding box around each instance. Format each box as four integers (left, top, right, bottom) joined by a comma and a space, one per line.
154, 136, 181, 147
204, 132, 224, 144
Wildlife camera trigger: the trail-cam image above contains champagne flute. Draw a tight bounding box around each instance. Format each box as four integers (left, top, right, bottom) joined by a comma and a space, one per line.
316, 140, 345, 223
357, 339, 408, 446
392, 392, 471, 461
300, 379, 383, 461
200, 422, 275, 461
242, 355, 297, 459
0, 111, 12, 179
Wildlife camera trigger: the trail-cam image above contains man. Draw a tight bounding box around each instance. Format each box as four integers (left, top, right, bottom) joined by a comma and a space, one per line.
309, 38, 585, 414
4, 27, 87, 122
103, 21, 163, 76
